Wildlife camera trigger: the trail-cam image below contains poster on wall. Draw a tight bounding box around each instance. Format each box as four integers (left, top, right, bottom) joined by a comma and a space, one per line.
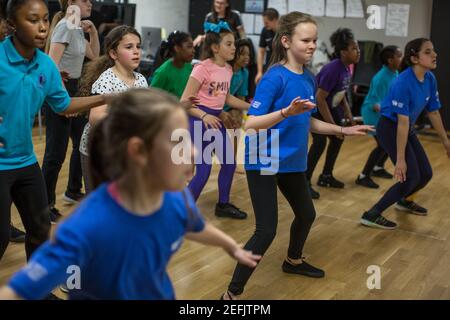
346, 0, 364, 18
268, 0, 288, 15
325, 0, 345, 18
385, 3, 410, 37
288, 0, 325, 17
245, 0, 265, 13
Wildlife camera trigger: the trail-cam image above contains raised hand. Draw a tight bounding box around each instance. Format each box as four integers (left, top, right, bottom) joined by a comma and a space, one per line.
284, 97, 316, 117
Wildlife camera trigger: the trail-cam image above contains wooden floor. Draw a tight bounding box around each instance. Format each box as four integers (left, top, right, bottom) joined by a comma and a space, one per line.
1, 129, 449, 300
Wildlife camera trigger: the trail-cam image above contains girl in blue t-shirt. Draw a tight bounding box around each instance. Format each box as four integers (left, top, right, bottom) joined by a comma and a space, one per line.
361, 38, 450, 230
221, 12, 372, 300
0, 88, 261, 300
306, 28, 361, 199
0, 0, 107, 264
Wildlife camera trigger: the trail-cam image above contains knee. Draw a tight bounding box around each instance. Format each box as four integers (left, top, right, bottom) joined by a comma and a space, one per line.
255, 228, 277, 249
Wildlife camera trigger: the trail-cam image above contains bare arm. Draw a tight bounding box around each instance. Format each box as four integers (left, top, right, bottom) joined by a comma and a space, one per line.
82, 21, 100, 60
244, 97, 316, 132
48, 42, 66, 67
0, 287, 22, 300
186, 223, 260, 268
237, 26, 246, 40
310, 117, 373, 136
395, 115, 410, 182
60, 95, 106, 116
89, 104, 108, 125
316, 88, 335, 124
225, 94, 250, 110
428, 110, 450, 157
180, 77, 203, 119
255, 48, 266, 84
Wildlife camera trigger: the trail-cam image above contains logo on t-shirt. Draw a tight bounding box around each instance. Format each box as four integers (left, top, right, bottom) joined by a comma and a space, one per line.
171, 236, 183, 252
252, 101, 261, 109
392, 100, 403, 108
208, 81, 229, 97
38, 73, 46, 88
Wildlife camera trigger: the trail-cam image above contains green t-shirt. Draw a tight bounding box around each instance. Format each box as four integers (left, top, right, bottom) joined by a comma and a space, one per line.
150, 59, 193, 99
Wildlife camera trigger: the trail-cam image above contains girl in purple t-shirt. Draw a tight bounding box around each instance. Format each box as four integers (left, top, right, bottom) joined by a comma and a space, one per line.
306, 28, 360, 199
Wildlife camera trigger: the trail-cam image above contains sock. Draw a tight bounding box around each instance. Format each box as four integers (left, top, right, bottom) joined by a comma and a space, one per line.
373, 165, 383, 171
359, 173, 366, 179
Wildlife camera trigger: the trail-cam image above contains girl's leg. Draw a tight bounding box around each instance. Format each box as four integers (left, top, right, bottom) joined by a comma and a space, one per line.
0, 170, 14, 261
306, 133, 327, 182
10, 163, 50, 260
368, 118, 422, 215
362, 136, 386, 176
187, 114, 212, 201
41, 104, 71, 208
322, 135, 344, 176
227, 171, 278, 296
80, 153, 93, 195
276, 172, 316, 259
217, 124, 236, 204
67, 115, 87, 197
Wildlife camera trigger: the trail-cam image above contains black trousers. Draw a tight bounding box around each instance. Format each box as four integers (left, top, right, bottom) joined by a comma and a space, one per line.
41, 79, 87, 206
228, 171, 316, 295
361, 136, 389, 176
0, 163, 51, 261
306, 113, 345, 181
372, 117, 432, 213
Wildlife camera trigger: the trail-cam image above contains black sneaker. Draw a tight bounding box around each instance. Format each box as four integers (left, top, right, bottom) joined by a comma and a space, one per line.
215, 203, 247, 220
44, 293, 63, 300
63, 191, 85, 205
355, 175, 379, 189
50, 207, 63, 225
361, 211, 397, 230
308, 182, 320, 199
395, 199, 428, 216
282, 258, 325, 278
10, 225, 26, 243
317, 174, 345, 188
372, 168, 393, 179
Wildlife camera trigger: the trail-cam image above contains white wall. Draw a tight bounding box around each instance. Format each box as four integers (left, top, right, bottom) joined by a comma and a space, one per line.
314, 0, 433, 52
128, 0, 189, 37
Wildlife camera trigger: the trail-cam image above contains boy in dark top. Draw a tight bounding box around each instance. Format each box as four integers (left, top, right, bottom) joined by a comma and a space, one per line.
255, 8, 279, 84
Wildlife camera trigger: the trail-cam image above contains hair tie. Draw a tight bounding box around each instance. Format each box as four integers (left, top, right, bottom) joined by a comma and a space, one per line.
203, 21, 231, 33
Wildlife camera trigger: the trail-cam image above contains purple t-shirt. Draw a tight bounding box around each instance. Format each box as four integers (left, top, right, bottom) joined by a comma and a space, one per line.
315, 58, 351, 120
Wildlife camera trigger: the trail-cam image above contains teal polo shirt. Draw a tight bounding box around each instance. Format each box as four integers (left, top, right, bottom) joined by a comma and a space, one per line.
0, 37, 70, 170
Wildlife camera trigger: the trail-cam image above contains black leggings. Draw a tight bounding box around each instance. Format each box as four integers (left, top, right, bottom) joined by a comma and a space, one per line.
42, 79, 87, 206
228, 171, 316, 295
307, 132, 344, 181
0, 163, 51, 261
361, 136, 389, 176
371, 117, 433, 213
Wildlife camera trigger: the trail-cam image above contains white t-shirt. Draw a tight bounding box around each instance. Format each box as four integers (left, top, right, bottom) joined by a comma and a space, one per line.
79, 68, 148, 156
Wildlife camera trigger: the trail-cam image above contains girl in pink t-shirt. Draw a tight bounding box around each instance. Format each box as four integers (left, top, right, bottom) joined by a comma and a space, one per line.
181, 21, 249, 220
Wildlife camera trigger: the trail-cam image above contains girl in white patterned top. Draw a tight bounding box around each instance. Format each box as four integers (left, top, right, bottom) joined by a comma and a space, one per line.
79, 25, 148, 193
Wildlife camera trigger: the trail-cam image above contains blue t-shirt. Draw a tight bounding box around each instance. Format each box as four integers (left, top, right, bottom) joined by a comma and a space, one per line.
315, 58, 351, 121
8, 184, 205, 300
361, 65, 398, 134
381, 67, 441, 125
0, 37, 70, 170
245, 64, 317, 174
224, 67, 249, 112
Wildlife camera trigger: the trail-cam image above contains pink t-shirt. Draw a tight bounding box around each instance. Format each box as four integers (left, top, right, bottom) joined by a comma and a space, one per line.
190, 59, 233, 110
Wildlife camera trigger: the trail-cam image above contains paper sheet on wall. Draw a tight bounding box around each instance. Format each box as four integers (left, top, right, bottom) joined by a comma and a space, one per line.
253, 14, 264, 34
288, 0, 325, 17
385, 4, 409, 37
345, 0, 364, 18
247, 35, 261, 50
325, 0, 345, 18
268, 0, 288, 15
379, 6, 386, 29
241, 13, 255, 36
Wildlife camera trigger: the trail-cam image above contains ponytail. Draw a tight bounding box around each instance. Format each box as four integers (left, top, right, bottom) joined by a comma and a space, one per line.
400, 38, 429, 72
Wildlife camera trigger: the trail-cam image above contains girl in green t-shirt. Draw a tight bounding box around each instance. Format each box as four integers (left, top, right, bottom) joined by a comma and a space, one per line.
150, 31, 195, 99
